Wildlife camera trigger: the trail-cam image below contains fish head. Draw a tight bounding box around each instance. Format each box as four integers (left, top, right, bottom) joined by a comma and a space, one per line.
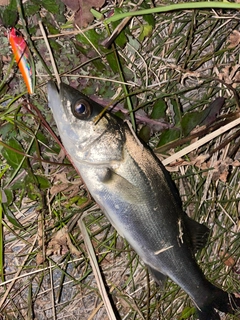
47, 81, 125, 164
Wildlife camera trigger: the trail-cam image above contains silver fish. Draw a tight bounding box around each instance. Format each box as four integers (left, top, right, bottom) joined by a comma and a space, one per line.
47, 81, 240, 320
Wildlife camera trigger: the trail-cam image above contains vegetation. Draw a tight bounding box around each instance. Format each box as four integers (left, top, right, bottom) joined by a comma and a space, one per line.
0, 0, 239, 319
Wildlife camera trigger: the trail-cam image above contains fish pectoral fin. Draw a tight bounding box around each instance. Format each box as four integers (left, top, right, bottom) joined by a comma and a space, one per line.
183, 214, 210, 253
101, 168, 145, 204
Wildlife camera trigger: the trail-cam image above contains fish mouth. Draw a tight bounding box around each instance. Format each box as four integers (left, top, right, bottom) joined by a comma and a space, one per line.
47, 81, 61, 113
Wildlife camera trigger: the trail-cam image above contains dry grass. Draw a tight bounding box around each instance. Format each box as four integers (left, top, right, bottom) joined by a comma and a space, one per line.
0, 1, 240, 319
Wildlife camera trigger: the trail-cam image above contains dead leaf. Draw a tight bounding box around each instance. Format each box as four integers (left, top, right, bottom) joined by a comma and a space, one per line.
36, 252, 45, 265
47, 226, 68, 256
211, 160, 227, 182
65, 232, 81, 256
232, 160, 240, 167
50, 172, 82, 196
210, 157, 237, 182
0, 0, 10, 5
218, 164, 229, 183
220, 252, 236, 268
50, 182, 69, 195
191, 125, 207, 135
191, 154, 209, 169
61, 0, 105, 28
228, 30, 240, 49
61, 0, 79, 11
54, 172, 70, 184
74, 3, 94, 28
218, 64, 240, 88
165, 156, 239, 178
46, 226, 81, 257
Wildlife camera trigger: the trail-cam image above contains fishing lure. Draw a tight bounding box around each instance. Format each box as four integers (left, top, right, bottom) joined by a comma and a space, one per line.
8, 27, 34, 94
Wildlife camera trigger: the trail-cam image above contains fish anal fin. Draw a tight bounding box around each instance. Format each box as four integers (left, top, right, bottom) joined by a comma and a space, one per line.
146, 264, 167, 288
183, 215, 210, 253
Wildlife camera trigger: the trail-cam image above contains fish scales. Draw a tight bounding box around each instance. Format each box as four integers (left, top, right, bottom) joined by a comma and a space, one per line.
109, 129, 210, 293
48, 81, 240, 320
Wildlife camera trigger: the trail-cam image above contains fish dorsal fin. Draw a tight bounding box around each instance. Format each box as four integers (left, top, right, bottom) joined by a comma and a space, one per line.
183, 215, 210, 253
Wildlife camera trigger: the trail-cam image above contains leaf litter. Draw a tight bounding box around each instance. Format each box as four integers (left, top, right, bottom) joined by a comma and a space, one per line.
0, 1, 240, 319
61, 0, 105, 27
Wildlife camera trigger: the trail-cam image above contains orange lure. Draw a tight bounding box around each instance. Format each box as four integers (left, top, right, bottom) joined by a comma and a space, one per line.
8, 27, 34, 94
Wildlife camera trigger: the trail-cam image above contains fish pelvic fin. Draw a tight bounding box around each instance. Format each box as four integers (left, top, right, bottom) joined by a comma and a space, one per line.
197, 285, 240, 320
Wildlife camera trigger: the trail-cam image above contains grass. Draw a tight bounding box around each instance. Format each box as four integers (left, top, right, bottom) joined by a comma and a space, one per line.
0, 0, 240, 319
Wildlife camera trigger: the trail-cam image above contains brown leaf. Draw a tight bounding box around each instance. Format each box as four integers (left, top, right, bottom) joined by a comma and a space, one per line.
220, 252, 236, 268
210, 157, 238, 182
218, 64, 240, 87
36, 252, 45, 265
232, 160, 240, 167
46, 226, 81, 257
61, 0, 80, 11
65, 233, 81, 256
47, 226, 68, 256
50, 172, 82, 196
50, 183, 69, 195
228, 30, 240, 49
75, 5, 94, 28
211, 160, 227, 182
0, 0, 9, 5
61, 0, 105, 28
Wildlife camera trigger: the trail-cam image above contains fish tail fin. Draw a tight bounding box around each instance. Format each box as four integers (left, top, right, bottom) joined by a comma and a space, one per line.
197, 285, 240, 320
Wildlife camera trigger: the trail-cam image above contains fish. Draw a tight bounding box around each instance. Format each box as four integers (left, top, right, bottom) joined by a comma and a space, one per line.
8, 27, 34, 94
47, 81, 240, 320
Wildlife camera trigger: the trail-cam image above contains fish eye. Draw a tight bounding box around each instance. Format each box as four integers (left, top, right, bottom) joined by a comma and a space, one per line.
75, 103, 85, 114
71, 99, 91, 119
